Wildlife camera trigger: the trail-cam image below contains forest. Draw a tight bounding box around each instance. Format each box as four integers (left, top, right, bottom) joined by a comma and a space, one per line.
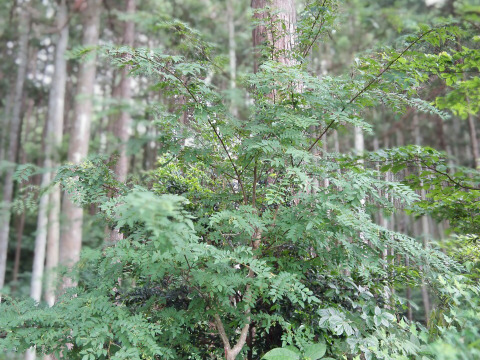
0, 0, 479, 359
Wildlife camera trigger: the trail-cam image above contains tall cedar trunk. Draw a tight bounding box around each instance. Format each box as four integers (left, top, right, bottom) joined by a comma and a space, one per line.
60, 0, 101, 288
214, 2, 298, 359
252, 0, 297, 69
112, 0, 135, 181
109, 0, 136, 243
44, 0, 69, 307
251, 0, 266, 74
0, 6, 30, 294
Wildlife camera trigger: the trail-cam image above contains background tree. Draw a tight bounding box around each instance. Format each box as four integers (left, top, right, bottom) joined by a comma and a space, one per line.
0, 3, 30, 294
59, 0, 101, 287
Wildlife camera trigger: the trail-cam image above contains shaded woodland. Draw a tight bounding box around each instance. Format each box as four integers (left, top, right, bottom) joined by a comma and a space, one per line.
0, 0, 479, 359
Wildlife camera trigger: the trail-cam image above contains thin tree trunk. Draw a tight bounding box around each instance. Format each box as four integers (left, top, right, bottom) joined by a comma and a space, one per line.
405, 255, 413, 321
44, 0, 69, 307
112, 0, 135, 184
60, 0, 101, 288
333, 129, 340, 153
467, 113, 480, 169
0, 6, 30, 295
62, 64, 73, 138
227, 0, 238, 116
0, 91, 14, 165
11, 96, 35, 295
419, 172, 431, 323
11, 212, 25, 293
412, 113, 431, 324
323, 132, 329, 187
29, 164, 51, 302
109, 0, 136, 243
354, 127, 364, 156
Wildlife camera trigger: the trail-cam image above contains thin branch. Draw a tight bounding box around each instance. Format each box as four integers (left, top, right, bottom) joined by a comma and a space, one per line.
301, 0, 329, 59
305, 27, 438, 156
230, 322, 250, 358
137, 53, 248, 204
214, 314, 232, 352
421, 161, 480, 191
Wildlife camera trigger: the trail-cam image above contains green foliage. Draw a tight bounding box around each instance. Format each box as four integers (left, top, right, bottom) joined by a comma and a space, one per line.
1, 2, 480, 360
368, 145, 480, 235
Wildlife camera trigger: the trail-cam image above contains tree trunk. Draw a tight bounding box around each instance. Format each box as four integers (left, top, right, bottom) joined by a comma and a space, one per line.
215, 2, 298, 358
11, 212, 25, 293
109, 0, 136, 243
467, 113, 480, 169
0, 5, 30, 295
252, 0, 267, 74
28, 3, 69, 354
252, 0, 297, 69
11, 96, 35, 295
419, 171, 431, 324
354, 126, 364, 158
227, 0, 238, 116
405, 255, 413, 321
60, 0, 101, 288
323, 132, 329, 187
44, 0, 69, 307
112, 0, 135, 182
29, 170, 51, 303
412, 112, 431, 324
0, 91, 14, 165
333, 130, 340, 153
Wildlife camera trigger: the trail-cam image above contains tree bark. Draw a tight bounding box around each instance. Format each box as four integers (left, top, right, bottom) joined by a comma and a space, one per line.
412, 112, 431, 324
109, 0, 136, 243
252, 0, 267, 74
11, 96, 35, 295
354, 126, 364, 157
0, 5, 30, 295
467, 113, 480, 169
0, 91, 14, 165
419, 171, 431, 324
227, 0, 238, 116
60, 0, 101, 288
11, 212, 25, 293
44, 0, 69, 307
252, 0, 297, 70
112, 0, 135, 182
